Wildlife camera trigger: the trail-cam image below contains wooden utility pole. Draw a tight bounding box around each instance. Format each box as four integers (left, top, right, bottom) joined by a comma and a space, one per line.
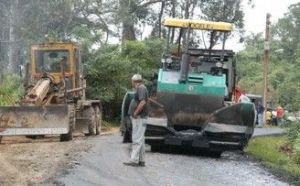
263, 13, 271, 117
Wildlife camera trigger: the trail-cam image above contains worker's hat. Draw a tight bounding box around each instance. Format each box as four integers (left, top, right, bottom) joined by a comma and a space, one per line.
131, 74, 142, 81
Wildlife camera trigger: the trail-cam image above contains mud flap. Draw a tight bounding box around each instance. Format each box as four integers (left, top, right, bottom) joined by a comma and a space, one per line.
0, 105, 69, 136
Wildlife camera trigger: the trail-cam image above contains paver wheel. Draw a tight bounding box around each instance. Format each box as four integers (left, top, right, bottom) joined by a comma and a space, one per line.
60, 105, 75, 141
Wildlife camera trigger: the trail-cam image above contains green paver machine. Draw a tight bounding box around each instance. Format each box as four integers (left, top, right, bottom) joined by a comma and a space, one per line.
121, 18, 256, 156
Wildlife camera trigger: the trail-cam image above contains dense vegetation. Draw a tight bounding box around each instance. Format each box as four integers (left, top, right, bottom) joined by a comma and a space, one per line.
237, 3, 300, 111
0, 75, 23, 106
84, 39, 164, 118
0, 1, 300, 115
0, 0, 249, 118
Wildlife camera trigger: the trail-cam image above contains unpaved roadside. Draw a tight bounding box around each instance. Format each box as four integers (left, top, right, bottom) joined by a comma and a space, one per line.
0, 127, 119, 186
0, 136, 93, 186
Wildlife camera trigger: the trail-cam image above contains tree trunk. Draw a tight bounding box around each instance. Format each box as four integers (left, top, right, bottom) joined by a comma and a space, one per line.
182, 0, 191, 46
158, 1, 165, 38
8, 0, 19, 74
120, 0, 136, 41
170, 0, 176, 43
122, 22, 136, 41
184, 0, 191, 19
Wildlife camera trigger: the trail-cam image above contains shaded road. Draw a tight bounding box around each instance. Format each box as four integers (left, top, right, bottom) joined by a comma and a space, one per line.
53, 133, 290, 186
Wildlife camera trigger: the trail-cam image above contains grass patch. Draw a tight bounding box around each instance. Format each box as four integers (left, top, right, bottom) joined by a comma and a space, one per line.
246, 136, 300, 184
0, 75, 24, 105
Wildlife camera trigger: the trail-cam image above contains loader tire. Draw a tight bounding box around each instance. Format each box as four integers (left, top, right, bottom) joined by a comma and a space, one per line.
87, 107, 97, 136
60, 105, 75, 142
95, 106, 102, 135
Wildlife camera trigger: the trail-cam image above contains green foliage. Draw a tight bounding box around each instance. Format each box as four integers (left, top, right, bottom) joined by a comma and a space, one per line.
287, 123, 300, 143
85, 39, 165, 119
0, 75, 24, 106
236, 33, 264, 94
294, 136, 300, 163
277, 81, 300, 111
273, 2, 300, 62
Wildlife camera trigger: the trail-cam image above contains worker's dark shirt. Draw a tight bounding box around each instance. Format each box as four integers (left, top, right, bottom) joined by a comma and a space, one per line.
128, 84, 149, 118
256, 104, 264, 114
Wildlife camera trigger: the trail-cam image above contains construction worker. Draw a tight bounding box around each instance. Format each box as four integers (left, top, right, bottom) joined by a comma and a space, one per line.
124, 74, 149, 167
276, 106, 285, 126
256, 101, 265, 128
265, 109, 272, 125
271, 110, 278, 125
238, 93, 251, 103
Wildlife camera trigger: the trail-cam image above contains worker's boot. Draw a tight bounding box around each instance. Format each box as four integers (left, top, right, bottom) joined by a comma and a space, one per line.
123, 161, 139, 167
139, 161, 145, 167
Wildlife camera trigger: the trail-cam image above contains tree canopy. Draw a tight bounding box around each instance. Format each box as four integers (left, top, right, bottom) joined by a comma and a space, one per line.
1, 0, 299, 113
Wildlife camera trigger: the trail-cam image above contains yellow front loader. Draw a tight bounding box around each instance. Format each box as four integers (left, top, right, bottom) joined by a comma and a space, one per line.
0, 42, 102, 142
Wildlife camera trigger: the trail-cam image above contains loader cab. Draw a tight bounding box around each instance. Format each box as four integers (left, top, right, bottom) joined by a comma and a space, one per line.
34, 50, 69, 73
31, 42, 82, 90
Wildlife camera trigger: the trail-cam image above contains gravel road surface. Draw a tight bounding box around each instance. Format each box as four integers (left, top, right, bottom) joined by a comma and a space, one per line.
54, 133, 290, 186
253, 127, 286, 137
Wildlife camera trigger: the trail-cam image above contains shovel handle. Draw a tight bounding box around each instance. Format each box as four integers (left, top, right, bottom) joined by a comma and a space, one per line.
148, 98, 164, 108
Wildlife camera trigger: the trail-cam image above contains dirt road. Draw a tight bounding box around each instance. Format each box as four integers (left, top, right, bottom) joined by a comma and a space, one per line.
52, 134, 290, 186
0, 136, 92, 186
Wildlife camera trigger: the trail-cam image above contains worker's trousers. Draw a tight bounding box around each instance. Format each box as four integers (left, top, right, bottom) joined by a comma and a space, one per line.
130, 116, 147, 163
258, 113, 264, 127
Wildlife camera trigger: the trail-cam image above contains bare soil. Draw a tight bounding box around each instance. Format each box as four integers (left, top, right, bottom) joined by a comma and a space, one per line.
0, 136, 91, 186
0, 134, 100, 186
0, 127, 119, 186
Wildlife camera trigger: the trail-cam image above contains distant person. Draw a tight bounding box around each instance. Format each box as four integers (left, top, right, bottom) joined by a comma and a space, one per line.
265, 110, 272, 125
256, 102, 265, 128
123, 74, 149, 167
271, 110, 277, 126
276, 106, 285, 126
238, 93, 251, 103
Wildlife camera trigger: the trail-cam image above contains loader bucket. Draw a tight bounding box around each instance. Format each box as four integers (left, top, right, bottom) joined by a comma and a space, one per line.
0, 105, 69, 136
